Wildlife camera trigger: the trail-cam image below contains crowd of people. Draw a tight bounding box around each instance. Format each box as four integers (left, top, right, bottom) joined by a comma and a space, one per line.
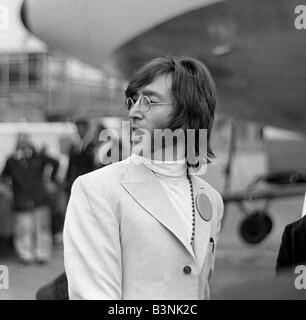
0, 118, 116, 264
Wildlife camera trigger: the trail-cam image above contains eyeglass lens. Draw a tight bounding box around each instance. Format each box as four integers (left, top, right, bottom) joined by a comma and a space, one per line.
126, 96, 151, 111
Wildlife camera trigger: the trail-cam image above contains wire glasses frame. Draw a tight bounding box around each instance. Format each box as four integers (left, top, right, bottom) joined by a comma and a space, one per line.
125, 95, 173, 112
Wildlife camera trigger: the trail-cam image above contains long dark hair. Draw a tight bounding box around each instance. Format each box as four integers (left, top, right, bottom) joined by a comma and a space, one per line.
125, 56, 217, 164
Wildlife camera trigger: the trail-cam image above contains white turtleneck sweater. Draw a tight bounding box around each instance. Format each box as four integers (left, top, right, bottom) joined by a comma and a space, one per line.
134, 154, 193, 246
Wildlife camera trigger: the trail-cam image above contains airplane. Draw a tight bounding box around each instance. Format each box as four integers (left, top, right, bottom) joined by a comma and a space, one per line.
20, 0, 306, 243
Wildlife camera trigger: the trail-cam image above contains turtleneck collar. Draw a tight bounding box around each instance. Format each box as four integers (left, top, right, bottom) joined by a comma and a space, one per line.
133, 154, 187, 179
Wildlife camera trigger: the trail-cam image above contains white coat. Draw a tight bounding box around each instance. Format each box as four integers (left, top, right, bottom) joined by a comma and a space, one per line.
64, 155, 223, 300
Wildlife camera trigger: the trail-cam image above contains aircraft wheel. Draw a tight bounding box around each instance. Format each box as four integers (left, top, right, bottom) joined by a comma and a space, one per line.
239, 210, 273, 244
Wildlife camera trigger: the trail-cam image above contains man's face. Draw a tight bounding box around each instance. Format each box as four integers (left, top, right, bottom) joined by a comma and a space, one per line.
17, 134, 34, 157
128, 73, 176, 157
18, 134, 32, 150
129, 73, 174, 134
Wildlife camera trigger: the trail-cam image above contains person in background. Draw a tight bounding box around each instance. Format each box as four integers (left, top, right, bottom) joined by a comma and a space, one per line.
51, 119, 102, 244
0, 181, 13, 253
36, 121, 122, 300
276, 215, 306, 273
65, 118, 97, 195
0, 133, 59, 264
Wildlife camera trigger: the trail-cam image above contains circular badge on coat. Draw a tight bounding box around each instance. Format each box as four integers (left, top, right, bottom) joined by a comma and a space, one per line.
195, 192, 213, 222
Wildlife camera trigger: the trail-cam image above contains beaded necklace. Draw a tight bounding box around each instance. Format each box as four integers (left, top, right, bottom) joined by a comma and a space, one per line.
187, 173, 195, 247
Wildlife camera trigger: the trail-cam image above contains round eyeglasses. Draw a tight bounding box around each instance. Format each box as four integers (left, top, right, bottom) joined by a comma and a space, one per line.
125, 95, 173, 112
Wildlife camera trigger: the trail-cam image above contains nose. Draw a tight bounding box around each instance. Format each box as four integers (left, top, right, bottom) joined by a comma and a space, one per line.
128, 98, 143, 120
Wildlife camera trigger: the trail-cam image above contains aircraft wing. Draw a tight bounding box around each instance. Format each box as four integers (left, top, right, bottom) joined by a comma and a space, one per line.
222, 184, 306, 204
21, 0, 222, 68
21, 0, 306, 133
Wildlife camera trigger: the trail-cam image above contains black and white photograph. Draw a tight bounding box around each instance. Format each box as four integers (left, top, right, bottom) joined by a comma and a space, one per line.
0, 0, 306, 305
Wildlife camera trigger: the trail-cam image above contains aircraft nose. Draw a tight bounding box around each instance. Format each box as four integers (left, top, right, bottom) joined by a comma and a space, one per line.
20, 0, 31, 32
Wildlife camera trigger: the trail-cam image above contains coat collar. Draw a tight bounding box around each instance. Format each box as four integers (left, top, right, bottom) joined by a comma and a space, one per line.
121, 155, 212, 265
190, 175, 212, 270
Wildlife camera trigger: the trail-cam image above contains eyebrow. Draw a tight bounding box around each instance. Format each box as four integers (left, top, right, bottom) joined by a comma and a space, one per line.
140, 89, 166, 100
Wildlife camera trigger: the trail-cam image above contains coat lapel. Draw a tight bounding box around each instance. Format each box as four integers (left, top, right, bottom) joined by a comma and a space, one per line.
190, 175, 212, 270
121, 156, 195, 259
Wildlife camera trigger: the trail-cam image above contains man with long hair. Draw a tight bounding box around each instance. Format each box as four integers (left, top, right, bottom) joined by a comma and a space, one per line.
64, 56, 224, 299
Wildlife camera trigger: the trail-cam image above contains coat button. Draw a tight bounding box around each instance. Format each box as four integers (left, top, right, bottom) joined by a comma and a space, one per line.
183, 266, 192, 274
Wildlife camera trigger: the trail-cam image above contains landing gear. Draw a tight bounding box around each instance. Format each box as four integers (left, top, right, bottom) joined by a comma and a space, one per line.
239, 209, 273, 244
222, 120, 274, 244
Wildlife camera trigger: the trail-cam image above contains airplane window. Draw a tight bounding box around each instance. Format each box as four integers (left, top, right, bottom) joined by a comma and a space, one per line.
8, 61, 21, 85
0, 53, 45, 92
